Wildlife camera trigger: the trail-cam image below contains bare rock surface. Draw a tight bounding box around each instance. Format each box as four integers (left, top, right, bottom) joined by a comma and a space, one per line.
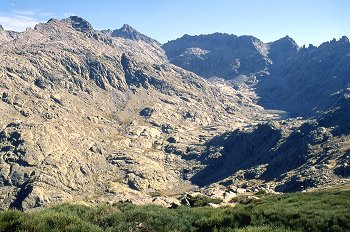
0, 17, 264, 209
1, 16, 349, 210
163, 34, 350, 117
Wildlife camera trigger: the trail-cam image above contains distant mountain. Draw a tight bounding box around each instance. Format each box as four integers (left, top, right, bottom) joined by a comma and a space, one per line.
163, 33, 272, 81
111, 24, 160, 45
162, 33, 300, 81
164, 34, 350, 117
258, 36, 350, 116
1, 16, 350, 210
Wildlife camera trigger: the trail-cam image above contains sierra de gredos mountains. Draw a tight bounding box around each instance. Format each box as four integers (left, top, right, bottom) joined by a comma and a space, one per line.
0, 16, 349, 210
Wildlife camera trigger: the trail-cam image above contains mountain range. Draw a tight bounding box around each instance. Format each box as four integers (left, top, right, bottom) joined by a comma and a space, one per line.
0, 16, 349, 210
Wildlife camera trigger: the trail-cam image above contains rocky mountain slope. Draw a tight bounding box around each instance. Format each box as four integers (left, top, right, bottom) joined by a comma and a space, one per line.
0, 25, 19, 45
0, 16, 265, 210
165, 33, 350, 194
257, 36, 350, 116
0, 16, 349, 210
163, 34, 350, 116
191, 91, 350, 193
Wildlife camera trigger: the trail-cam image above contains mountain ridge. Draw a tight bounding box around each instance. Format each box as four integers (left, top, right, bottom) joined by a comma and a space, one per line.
163, 33, 350, 116
0, 16, 263, 209
0, 16, 349, 210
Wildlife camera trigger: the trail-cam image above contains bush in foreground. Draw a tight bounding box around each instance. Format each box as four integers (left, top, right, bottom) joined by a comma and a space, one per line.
0, 188, 349, 232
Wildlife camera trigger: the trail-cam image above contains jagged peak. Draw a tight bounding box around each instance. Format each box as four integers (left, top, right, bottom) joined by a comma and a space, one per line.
340, 36, 349, 43
64, 16, 93, 32
119, 24, 136, 32
319, 36, 350, 49
178, 32, 237, 41
281, 35, 295, 42
111, 24, 159, 44
282, 35, 298, 45
237, 35, 260, 41
100, 29, 112, 35
271, 35, 298, 48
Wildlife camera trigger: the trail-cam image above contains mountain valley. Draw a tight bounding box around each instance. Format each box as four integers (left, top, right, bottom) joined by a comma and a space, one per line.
0, 16, 349, 210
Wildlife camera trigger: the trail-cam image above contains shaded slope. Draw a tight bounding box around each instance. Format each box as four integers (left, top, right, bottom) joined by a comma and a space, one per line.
192, 93, 350, 191
258, 36, 350, 116
163, 33, 271, 81
164, 33, 350, 117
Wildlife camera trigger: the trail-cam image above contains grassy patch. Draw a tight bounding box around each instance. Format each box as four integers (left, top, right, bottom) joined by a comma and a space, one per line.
0, 188, 349, 232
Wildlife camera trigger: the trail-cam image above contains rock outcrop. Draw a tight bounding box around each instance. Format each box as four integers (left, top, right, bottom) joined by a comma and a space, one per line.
191, 95, 350, 192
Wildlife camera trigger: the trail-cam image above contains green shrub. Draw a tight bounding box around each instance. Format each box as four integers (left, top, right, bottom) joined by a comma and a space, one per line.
235, 225, 299, 232
230, 195, 260, 205
0, 188, 349, 232
0, 210, 22, 232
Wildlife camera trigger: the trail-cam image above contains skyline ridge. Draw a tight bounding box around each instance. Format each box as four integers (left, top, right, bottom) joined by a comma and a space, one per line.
1, 14, 349, 48
0, 0, 349, 46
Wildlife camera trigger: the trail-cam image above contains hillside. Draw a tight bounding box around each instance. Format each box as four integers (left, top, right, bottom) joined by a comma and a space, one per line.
0, 16, 264, 210
164, 34, 350, 116
0, 16, 349, 210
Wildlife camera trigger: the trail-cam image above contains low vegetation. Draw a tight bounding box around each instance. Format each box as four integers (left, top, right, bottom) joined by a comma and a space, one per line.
0, 188, 349, 232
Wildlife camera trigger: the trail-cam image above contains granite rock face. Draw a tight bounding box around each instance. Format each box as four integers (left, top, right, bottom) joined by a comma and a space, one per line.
163, 33, 271, 81
0, 17, 261, 209
164, 34, 350, 116
0, 16, 349, 209
191, 93, 350, 192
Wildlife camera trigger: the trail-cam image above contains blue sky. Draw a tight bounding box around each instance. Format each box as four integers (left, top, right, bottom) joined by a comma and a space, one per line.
0, 0, 349, 46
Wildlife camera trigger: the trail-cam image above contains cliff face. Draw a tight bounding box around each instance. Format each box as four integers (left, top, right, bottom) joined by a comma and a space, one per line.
164, 34, 350, 116
258, 36, 350, 116
163, 33, 271, 81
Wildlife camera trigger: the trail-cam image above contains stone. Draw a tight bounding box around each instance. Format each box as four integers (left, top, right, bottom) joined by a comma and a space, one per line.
139, 107, 154, 117
167, 137, 177, 143
236, 188, 247, 194
223, 191, 237, 203
68, 16, 93, 32
161, 124, 173, 134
